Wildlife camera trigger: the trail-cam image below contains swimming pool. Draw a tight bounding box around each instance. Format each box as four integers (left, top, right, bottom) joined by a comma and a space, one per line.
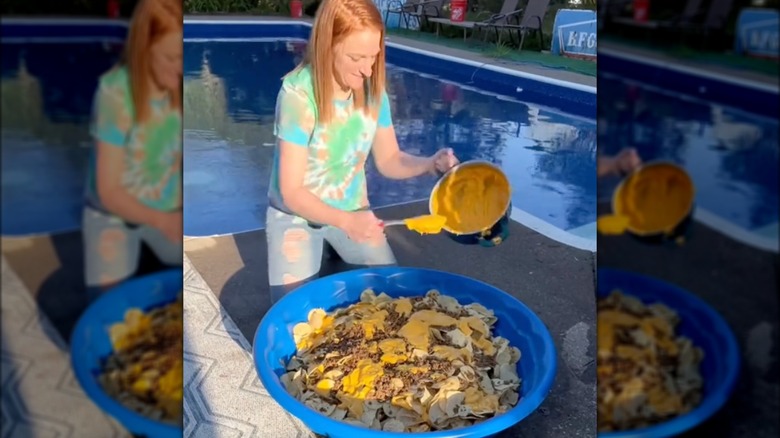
0, 18, 598, 249
183, 19, 598, 250
1, 20, 125, 236
599, 48, 779, 252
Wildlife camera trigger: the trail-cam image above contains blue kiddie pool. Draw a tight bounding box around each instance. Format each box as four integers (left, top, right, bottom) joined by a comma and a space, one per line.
70, 269, 183, 438
254, 267, 557, 438
597, 268, 741, 438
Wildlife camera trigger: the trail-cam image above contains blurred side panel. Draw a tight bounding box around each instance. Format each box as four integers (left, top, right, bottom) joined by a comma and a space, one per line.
596, 0, 778, 437
1, 1, 183, 437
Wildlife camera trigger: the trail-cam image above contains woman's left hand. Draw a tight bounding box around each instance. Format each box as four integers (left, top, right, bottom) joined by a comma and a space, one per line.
430, 148, 460, 175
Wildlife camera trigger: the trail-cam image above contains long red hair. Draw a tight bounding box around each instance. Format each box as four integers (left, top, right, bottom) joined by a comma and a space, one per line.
297, 0, 386, 124
122, 0, 182, 124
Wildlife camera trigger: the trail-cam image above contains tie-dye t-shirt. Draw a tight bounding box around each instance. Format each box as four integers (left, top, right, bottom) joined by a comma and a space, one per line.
268, 64, 392, 214
86, 65, 182, 213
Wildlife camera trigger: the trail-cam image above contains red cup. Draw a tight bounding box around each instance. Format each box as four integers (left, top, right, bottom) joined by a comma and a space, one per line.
107, 0, 120, 18
290, 0, 303, 18
633, 0, 649, 22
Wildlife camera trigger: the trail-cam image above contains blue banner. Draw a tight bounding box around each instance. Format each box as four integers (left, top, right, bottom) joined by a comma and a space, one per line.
551, 9, 597, 59
734, 8, 779, 59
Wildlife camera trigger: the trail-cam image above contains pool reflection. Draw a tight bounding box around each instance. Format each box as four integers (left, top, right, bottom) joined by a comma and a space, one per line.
1, 42, 122, 235
598, 74, 779, 237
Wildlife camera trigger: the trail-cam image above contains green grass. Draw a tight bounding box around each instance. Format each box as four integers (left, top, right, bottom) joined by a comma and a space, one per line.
387, 27, 597, 77
384, 3, 597, 77
600, 34, 779, 79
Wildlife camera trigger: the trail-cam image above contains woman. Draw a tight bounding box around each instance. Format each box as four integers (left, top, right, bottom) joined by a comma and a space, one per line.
267, 0, 459, 303
83, 0, 182, 298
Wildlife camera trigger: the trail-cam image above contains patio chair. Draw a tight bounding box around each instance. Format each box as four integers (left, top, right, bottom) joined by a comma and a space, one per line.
669, 0, 734, 48
468, 0, 521, 42
662, 0, 706, 26
609, 0, 709, 30
673, 0, 733, 31
406, 0, 450, 30
489, 0, 551, 50
385, 0, 424, 28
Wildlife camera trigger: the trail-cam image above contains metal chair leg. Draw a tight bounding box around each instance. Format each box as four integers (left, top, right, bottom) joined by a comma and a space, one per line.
537, 29, 543, 51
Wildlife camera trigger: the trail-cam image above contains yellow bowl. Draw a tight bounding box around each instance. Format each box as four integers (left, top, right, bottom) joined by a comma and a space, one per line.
430, 160, 512, 236
612, 161, 695, 237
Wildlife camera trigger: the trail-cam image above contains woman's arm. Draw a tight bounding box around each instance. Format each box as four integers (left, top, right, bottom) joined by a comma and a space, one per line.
371, 92, 435, 179
597, 155, 617, 178
597, 148, 642, 178
372, 125, 436, 179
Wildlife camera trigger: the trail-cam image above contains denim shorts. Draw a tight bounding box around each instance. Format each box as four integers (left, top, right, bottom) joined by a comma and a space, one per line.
265, 206, 397, 304
82, 206, 182, 289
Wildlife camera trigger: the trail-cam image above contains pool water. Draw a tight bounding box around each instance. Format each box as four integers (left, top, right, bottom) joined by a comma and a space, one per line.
1, 41, 123, 236
183, 40, 598, 238
598, 72, 779, 248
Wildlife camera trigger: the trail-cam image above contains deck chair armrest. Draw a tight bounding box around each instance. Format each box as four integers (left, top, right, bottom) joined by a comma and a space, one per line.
426, 6, 443, 16
484, 8, 524, 24
505, 9, 525, 24
481, 12, 507, 23
661, 10, 706, 27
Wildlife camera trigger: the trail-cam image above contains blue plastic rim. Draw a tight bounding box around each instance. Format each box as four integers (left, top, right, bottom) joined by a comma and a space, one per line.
70, 269, 183, 438
596, 268, 741, 438
253, 267, 558, 438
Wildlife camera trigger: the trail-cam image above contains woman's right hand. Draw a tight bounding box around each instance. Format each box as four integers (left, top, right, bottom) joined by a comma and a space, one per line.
614, 147, 642, 175
341, 210, 384, 243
